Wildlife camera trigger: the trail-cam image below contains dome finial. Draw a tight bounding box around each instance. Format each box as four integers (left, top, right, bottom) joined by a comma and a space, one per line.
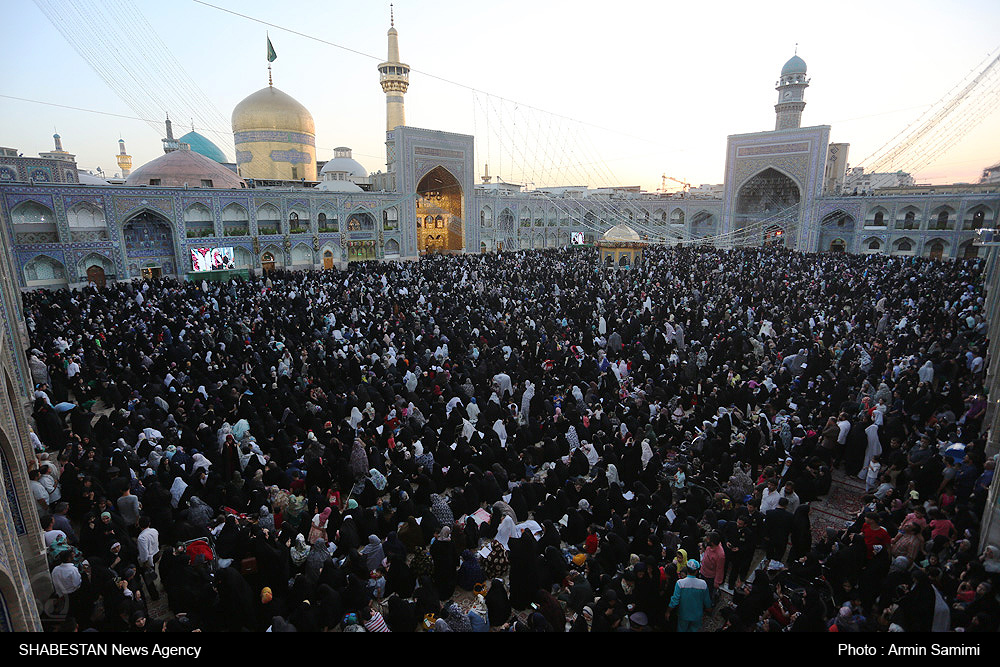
391, 3, 394, 27
795, 42, 798, 55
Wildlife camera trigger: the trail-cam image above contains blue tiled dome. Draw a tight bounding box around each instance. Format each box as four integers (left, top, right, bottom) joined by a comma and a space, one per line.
178, 130, 228, 163
781, 55, 807, 76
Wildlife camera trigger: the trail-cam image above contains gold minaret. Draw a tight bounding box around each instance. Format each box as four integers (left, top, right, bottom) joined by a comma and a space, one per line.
116, 138, 132, 178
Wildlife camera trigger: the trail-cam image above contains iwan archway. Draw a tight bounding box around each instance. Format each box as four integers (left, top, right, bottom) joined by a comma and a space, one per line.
416, 166, 464, 254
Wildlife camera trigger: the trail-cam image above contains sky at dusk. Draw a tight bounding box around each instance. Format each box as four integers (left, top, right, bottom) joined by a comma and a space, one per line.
2, 0, 999, 191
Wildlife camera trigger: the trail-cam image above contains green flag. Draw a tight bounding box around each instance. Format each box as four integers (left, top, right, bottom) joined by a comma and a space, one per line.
267, 37, 277, 63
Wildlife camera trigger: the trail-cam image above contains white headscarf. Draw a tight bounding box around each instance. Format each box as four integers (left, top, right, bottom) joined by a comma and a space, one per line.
169, 477, 188, 509
348, 406, 364, 428
493, 419, 508, 447
495, 514, 519, 549
606, 463, 620, 486
640, 440, 654, 468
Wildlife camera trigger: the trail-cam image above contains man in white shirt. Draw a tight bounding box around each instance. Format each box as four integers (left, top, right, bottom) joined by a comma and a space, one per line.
28, 469, 49, 512
51, 552, 82, 598
38, 464, 60, 504
137, 517, 160, 569
760, 479, 781, 512
137, 517, 161, 601
836, 414, 851, 446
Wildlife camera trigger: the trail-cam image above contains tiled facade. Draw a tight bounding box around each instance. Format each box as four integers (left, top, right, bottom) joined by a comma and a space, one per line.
0, 181, 47, 631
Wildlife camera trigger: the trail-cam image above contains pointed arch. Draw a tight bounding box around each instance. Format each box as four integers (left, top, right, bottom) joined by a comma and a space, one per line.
222, 202, 249, 236
184, 203, 214, 239
864, 205, 889, 227
891, 236, 916, 255
382, 206, 398, 231
669, 208, 685, 225
256, 203, 281, 235
862, 236, 883, 253
67, 201, 105, 228
930, 205, 955, 231
232, 246, 253, 268
384, 238, 400, 258
924, 237, 949, 260
23, 254, 67, 286
10, 200, 54, 225
290, 242, 312, 265
416, 165, 463, 253
347, 211, 375, 232
895, 205, 920, 230
77, 252, 115, 282
963, 204, 993, 230
735, 168, 801, 235
959, 238, 979, 259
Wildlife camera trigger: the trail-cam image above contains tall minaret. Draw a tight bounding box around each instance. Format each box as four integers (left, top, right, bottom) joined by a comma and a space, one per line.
378, 5, 409, 133
774, 50, 809, 131
162, 114, 180, 153
116, 138, 132, 178
39, 132, 75, 162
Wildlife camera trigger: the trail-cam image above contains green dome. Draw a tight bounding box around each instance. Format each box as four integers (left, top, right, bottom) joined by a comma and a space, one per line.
781, 55, 807, 76
178, 130, 228, 163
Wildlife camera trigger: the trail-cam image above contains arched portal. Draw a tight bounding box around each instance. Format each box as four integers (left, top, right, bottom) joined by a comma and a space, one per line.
122, 210, 176, 278
735, 168, 801, 245
261, 251, 276, 273
829, 239, 846, 253
79, 252, 114, 286
416, 166, 463, 254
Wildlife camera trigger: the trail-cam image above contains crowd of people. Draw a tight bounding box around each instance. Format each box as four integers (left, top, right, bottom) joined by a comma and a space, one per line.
22, 243, 999, 633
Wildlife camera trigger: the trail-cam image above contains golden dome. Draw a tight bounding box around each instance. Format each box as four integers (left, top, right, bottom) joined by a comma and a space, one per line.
603, 224, 641, 242
231, 85, 315, 136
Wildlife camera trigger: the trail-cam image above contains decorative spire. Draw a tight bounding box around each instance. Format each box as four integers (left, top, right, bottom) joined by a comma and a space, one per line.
267, 33, 277, 87
390, 3, 394, 28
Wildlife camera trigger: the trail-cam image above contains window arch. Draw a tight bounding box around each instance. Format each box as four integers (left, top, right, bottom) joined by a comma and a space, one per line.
346, 212, 374, 232
383, 207, 398, 231
931, 206, 954, 230
23, 255, 66, 285
184, 203, 214, 239
288, 208, 308, 233
670, 209, 685, 225
866, 238, 881, 252
964, 205, 992, 230
892, 237, 914, 254
67, 202, 104, 228
222, 203, 249, 236
865, 206, 888, 227
256, 203, 280, 235
897, 207, 918, 230
11, 201, 54, 225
